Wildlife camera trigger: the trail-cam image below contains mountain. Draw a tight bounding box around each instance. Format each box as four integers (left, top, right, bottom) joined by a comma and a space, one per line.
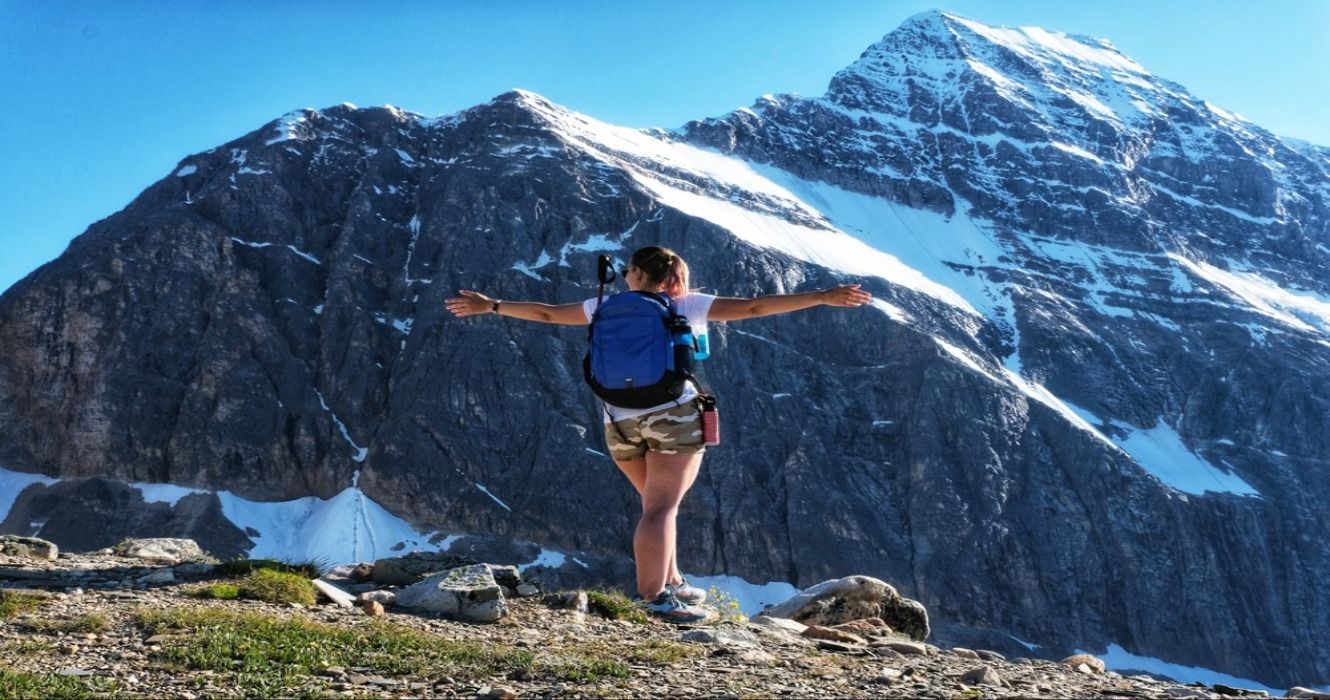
2, 9, 1328, 688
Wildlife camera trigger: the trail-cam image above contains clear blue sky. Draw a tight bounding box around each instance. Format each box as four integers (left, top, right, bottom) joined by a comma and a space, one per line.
2, 0, 1328, 295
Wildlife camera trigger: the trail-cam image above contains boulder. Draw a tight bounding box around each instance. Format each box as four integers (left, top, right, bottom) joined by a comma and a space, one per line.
762, 575, 930, 641
1060, 654, 1106, 674
370, 551, 478, 586
113, 538, 205, 563
394, 563, 507, 622
0, 535, 58, 560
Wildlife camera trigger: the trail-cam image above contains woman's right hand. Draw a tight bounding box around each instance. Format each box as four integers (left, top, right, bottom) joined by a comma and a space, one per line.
446, 290, 496, 317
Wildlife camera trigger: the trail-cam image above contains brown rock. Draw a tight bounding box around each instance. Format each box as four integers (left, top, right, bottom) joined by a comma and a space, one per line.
1061, 654, 1106, 674
361, 600, 384, 616
951, 647, 980, 659
801, 624, 867, 645
348, 563, 374, 582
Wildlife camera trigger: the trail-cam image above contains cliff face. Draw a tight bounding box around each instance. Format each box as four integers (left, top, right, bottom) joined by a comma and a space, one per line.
1, 11, 1328, 688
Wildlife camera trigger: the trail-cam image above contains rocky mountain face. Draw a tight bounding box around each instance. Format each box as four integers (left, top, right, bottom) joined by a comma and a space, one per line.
1, 9, 1328, 688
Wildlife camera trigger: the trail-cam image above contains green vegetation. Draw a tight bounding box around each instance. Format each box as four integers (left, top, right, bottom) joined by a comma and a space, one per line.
0, 590, 49, 619
0, 670, 118, 698
188, 582, 241, 600
131, 607, 633, 692
622, 639, 702, 664
707, 586, 749, 623
213, 558, 324, 578
585, 589, 649, 624
236, 569, 317, 606
20, 612, 110, 635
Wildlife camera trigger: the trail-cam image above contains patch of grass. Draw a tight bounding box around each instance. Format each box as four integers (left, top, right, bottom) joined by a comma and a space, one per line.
585, 589, 649, 625
0, 670, 118, 698
187, 583, 240, 600
213, 558, 324, 578
134, 608, 536, 690
237, 569, 317, 606
623, 639, 702, 664
531, 650, 629, 682
20, 613, 110, 635
0, 638, 57, 656
0, 590, 49, 619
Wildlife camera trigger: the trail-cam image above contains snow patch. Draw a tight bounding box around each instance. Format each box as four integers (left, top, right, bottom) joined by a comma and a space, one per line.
517, 548, 566, 572
1171, 254, 1330, 335
174, 164, 197, 177
316, 390, 368, 463
1089, 643, 1283, 695
1112, 419, 1260, 497
473, 483, 512, 512
683, 574, 800, 617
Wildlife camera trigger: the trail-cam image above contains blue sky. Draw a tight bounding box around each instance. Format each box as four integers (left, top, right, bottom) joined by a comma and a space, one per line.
2, 0, 1328, 295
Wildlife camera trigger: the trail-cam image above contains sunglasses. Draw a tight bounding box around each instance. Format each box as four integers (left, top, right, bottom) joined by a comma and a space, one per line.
619, 265, 634, 277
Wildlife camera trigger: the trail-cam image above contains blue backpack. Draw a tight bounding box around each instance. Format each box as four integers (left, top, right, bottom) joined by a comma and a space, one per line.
583, 291, 696, 409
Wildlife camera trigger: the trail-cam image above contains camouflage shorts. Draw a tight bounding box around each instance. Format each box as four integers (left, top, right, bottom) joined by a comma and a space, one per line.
604, 403, 706, 460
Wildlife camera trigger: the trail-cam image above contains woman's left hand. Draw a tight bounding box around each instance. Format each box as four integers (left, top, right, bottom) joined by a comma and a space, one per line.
821, 284, 872, 307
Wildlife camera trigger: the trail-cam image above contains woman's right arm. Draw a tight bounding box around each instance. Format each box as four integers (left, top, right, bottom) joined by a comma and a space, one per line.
445, 289, 588, 325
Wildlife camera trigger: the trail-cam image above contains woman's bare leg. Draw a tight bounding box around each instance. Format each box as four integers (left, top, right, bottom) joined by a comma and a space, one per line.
616, 457, 686, 587
634, 451, 703, 598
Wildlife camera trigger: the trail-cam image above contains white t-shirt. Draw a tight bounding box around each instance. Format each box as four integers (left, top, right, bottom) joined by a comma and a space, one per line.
582, 292, 716, 422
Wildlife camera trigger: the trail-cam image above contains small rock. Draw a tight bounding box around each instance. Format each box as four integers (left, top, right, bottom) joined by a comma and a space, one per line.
348, 563, 375, 582
951, 647, 980, 659
801, 624, 867, 645
872, 668, 903, 684
881, 640, 928, 655
476, 685, 519, 699
174, 562, 215, 577
318, 667, 347, 678
959, 665, 1006, 687
1061, 653, 1106, 674
361, 601, 385, 617
976, 649, 1006, 662
515, 583, 540, 597
138, 569, 176, 585
56, 668, 93, 677
816, 639, 865, 654
357, 590, 396, 605
546, 591, 588, 613
679, 628, 760, 648
734, 649, 778, 665
750, 615, 808, 635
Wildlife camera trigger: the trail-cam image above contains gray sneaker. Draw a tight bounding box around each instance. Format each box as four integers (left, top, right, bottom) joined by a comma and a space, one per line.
668, 578, 707, 606
636, 591, 711, 624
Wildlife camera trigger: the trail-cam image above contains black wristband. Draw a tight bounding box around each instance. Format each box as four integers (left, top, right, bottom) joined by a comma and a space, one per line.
492, 301, 501, 314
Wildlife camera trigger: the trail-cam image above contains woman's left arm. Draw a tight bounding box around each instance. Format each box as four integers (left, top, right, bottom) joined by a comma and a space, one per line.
708, 284, 872, 322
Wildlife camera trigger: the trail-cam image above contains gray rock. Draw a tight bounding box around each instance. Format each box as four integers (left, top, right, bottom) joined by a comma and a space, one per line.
394, 563, 507, 622
679, 628, 760, 648
0, 535, 58, 560
369, 551, 478, 586
114, 538, 205, 563
951, 647, 980, 659
763, 575, 929, 640
137, 569, 175, 585
959, 665, 1005, 687
881, 641, 928, 655
750, 615, 808, 635
515, 583, 540, 597
1287, 689, 1330, 699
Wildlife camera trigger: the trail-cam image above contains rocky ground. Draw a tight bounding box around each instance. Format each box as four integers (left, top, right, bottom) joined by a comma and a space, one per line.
1, 544, 1322, 699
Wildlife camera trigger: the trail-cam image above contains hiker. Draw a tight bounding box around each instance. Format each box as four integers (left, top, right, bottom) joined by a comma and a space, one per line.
446, 245, 871, 622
